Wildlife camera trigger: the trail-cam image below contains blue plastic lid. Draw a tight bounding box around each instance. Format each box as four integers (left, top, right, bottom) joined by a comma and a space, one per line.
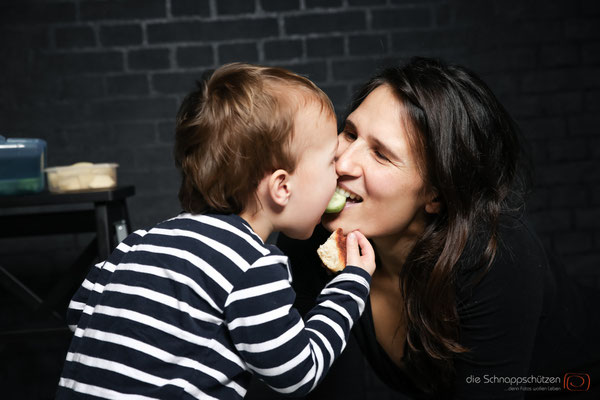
0, 135, 47, 150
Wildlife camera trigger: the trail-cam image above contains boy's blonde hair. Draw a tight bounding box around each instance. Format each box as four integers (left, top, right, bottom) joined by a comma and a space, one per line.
174, 63, 335, 215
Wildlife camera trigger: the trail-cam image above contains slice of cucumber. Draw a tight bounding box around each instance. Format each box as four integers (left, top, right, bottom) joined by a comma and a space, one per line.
325, 191, 346, 213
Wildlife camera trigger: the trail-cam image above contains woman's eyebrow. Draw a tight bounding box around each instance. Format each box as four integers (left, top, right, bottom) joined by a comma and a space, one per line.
343, 119, 357, 132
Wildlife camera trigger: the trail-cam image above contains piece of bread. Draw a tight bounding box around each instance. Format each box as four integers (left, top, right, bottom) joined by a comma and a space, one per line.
317, 228, 347, 272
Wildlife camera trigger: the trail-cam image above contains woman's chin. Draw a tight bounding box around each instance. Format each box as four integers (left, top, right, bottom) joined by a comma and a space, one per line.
321, 213, 358, 236
321, 213, 340, 232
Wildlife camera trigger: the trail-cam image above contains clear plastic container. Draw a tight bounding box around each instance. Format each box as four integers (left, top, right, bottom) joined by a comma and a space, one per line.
0, 135, 47, 195
45, 162, 118, 193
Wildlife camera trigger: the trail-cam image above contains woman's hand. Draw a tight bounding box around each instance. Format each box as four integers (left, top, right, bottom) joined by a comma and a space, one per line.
346, 230, 376, 276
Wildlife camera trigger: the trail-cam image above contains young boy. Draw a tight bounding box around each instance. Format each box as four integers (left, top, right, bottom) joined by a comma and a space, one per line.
56, 63, 375, 399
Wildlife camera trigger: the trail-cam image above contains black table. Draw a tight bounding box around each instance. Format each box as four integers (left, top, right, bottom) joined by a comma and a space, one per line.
0, 186, 135, 337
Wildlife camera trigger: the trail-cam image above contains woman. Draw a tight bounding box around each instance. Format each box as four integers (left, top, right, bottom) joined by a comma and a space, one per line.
252, 57, 600, 399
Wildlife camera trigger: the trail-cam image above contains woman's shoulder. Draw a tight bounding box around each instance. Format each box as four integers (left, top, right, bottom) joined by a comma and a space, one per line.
456, 213, 549, 309
464, 213, 548, 273
495, 213, 557, 287
498, 213, 546, 251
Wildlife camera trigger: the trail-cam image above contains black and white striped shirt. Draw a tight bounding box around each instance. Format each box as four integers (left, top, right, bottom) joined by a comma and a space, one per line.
57, 213, 371, 399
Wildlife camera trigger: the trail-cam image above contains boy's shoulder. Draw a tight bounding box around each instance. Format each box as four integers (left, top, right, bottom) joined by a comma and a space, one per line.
155, 212, 278, 261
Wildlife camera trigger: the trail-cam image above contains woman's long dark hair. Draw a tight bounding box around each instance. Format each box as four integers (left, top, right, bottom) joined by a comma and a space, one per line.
345, 57, 530, 395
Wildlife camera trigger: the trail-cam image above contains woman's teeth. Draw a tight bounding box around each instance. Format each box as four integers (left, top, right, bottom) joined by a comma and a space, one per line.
335, 186, 363, 202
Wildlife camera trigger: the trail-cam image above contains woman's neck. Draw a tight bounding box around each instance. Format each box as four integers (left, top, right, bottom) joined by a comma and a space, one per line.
372, 234, 419, 278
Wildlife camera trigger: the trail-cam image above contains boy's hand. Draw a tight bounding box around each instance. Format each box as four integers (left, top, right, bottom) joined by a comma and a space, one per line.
346, 230, 375, 276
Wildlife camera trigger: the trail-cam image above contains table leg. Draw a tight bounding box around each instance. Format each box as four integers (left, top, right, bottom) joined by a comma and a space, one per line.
95, 202, 110, 260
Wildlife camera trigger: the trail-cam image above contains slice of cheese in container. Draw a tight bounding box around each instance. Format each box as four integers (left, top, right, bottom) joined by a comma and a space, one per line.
45, 162, 118, 193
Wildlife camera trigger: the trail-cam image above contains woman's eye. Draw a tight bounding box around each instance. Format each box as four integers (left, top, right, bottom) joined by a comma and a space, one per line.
374, 150, 389, 162
342, 130, 357, 141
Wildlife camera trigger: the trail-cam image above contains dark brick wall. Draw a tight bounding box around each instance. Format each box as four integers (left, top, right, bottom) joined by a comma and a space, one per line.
1, 0, 599, 284
1, 1, 599, 271
0, 0, 599, 398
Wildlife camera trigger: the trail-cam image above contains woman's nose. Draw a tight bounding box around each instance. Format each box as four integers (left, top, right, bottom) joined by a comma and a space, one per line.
335, 139, 361, 177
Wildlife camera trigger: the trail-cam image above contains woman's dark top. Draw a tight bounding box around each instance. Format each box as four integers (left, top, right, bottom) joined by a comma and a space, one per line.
277, 215, 600, 399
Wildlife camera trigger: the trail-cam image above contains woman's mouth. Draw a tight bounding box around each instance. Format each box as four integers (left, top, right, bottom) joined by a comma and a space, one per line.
336, 186, 363, 204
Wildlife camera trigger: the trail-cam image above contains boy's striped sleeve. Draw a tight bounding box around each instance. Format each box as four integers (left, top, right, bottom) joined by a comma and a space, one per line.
224, 255, 370, 396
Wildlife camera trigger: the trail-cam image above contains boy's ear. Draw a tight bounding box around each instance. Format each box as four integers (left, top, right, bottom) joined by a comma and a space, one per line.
267, 169, 291, 207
